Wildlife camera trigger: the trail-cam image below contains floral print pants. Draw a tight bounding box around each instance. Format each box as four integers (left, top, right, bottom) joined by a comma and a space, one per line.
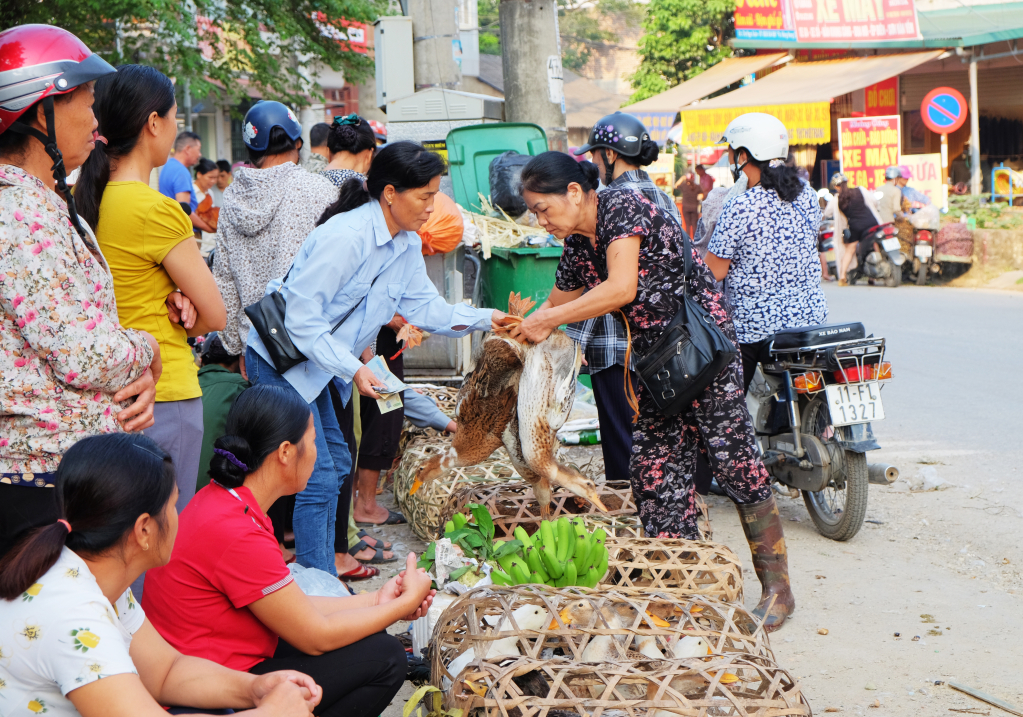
629, 354, 772, 539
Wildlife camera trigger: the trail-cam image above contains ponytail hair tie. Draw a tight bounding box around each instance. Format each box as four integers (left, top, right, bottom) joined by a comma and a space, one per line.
768, 158, 785, 168
333, 113, 361, 127
57, 519, 72, 533
214, 448, 249, 472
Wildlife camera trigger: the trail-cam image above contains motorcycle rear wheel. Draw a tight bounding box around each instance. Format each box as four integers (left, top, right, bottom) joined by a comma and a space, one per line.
800, 395, 869, 541
916, 262, 927, 286
884, 262, 902, 287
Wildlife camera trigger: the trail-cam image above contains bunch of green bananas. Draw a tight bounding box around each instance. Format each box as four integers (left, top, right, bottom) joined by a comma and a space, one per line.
490, 517, 608, 588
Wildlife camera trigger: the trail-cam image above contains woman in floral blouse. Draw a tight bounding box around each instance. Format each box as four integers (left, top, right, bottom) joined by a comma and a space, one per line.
0, 26, 160, 558
511, 152, 794, 632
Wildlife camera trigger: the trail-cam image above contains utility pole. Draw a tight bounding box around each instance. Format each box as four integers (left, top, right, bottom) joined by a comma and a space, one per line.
968, 51, 982, 196
408, 0, 462, 91
183, 78, 192, 131
499, 0, 568, 152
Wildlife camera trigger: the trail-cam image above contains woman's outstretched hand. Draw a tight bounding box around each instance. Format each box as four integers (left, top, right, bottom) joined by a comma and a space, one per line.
490, 309, 509, 332
509, 309, 554, 344
354, 365, 383, 400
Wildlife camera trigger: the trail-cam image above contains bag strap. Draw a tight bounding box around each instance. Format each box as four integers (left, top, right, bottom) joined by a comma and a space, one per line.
789, 195, 817, 236
616, 308, 640, 424
329, 276, 379, 335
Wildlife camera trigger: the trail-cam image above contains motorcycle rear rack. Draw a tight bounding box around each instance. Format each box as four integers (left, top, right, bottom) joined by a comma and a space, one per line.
764, 336, 887, 381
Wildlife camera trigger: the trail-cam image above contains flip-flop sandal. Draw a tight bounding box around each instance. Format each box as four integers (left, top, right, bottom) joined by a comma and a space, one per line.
350, 540, 398, 564
356, 509, 407, 527
357, 529, 392, 551
339, 563, 379, 580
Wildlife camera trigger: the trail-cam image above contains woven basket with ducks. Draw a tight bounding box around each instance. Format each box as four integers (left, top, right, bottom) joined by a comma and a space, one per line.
446, 654, 810, 717
600, 538, 744, 604
447, 480, 637, 540
430, 585, 773, 693
393, 433, 521, 540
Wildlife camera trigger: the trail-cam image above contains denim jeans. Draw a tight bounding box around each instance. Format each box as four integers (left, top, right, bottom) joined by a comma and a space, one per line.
246, 348, 352, 576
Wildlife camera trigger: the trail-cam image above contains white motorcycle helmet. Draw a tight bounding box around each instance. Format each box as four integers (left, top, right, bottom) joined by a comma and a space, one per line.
719, 112, 789, 181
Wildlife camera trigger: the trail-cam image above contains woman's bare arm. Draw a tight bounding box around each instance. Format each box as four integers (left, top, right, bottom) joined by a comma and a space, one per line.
162, 239, 227, 336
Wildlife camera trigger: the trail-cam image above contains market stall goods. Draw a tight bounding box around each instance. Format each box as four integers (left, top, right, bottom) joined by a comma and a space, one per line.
445, 654, 809, 717
601, 537, 744, 604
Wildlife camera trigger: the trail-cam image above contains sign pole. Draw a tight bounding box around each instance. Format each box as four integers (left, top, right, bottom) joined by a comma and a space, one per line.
940, 133, 949, 211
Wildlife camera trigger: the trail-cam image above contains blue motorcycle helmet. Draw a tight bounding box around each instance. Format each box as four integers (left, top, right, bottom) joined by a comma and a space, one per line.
241, 100, 302, 152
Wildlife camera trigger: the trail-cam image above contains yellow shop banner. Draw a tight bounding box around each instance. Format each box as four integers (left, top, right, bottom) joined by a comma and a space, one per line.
678, 102, 831, 147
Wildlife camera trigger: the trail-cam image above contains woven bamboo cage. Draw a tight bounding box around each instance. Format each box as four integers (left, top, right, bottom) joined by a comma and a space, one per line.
601, 538, 744, 604
447, 480, 637, 540
430, 585, 773, 692
406, 383, 460, 418
447, 654, 810, 717
393, 434, 521, 540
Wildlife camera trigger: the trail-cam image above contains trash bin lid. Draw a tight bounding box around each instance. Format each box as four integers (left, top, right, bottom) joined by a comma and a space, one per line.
445, 123, 548, 213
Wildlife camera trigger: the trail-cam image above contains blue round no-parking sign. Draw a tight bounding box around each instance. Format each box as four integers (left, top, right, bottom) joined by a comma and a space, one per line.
920, 87, 968, 134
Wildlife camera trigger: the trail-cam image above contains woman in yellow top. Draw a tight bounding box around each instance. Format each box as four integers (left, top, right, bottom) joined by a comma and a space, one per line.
77, 65, 226, 516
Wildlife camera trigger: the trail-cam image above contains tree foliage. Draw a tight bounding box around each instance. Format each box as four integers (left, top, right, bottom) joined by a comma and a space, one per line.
628, 0, 736, 103
1, 0, 382, 108
478, 0, 642, 73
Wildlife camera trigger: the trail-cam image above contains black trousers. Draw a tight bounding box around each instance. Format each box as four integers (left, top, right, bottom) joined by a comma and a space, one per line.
588, 364, 635, 482
0, 483, 58, 560
740, 340, 770, 393
329, 382, 356, 555
358, 328, 404, 472
249, 633, 407, 717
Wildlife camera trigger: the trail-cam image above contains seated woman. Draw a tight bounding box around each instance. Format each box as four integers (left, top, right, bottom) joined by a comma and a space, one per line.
0, 432, 319, 717
143, 385, 435, 717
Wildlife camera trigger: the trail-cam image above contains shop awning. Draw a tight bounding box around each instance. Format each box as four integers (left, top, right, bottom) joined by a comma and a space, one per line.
678, 51, 943, 146
624, 53, 789, 113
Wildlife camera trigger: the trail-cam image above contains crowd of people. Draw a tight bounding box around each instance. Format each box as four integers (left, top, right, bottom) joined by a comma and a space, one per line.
0, 23, 838, 717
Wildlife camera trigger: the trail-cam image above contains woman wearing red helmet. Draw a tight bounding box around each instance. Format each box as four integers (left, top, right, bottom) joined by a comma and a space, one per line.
0, 26, 160, 557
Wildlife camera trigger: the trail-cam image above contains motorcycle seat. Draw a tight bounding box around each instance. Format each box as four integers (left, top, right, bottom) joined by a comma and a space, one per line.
769, 322, 866, 352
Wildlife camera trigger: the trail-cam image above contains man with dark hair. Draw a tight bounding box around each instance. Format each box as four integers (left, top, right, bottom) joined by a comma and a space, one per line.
211, 159, 233, 206
158, 131, 212, 232
302, 122, 331, 173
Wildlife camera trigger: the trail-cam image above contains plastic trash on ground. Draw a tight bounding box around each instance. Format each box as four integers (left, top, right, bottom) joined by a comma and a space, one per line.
289, 563, 352, 597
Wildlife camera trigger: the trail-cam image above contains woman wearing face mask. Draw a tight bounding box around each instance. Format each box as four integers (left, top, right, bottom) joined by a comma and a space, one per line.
0, 432, 321, 717
512, 151, 794, 632
0, 26, 160, 558
244, 140, 508, 578
702, 113, 828, 393
75, 65, 227, 518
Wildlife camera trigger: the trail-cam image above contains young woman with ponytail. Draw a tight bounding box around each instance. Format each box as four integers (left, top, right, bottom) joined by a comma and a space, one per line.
144, 385, 434, 717
244, 141, 508, 579
0, 432, 321, 717
320, 114, 376, 188
75, 65, 227, 515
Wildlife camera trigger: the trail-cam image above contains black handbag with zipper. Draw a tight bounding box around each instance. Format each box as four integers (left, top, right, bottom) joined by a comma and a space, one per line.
244, 269, 376, 375
631, 233, 738, 417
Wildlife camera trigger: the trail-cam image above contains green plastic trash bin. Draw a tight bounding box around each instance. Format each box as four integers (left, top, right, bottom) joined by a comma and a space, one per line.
479, 246, 562, 316
446, 123, 548, 213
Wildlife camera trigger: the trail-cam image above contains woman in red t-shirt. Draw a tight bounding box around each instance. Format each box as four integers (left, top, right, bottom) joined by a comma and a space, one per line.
143, 385, 435, 717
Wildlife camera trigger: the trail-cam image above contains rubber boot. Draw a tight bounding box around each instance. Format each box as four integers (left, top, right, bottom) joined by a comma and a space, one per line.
736, 495, 795, 632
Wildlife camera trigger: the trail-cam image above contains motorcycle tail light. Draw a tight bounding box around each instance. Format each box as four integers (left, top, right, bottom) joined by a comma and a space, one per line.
917, 230, 933, 243
875, 361, 893, 381
793, 371, 824, 393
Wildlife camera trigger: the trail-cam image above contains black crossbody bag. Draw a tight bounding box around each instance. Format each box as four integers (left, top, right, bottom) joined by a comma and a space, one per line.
244, 269, 377, 375
600, 229, 737, 419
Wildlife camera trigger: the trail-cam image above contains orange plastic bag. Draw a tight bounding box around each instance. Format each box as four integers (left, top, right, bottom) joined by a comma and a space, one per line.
418, 192, 463, 255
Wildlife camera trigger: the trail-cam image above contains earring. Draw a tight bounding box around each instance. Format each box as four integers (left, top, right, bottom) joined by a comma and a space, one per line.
143, 544, 149, 551
387, 199, 392, 206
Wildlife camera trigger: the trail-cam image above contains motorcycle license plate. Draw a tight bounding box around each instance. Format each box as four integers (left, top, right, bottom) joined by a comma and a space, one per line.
881, 238, 901, 252
915, 244, 933, 259
825, 382, 885, 426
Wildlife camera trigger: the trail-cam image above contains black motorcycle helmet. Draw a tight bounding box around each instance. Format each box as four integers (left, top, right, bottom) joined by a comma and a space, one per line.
574, 111, 659, 185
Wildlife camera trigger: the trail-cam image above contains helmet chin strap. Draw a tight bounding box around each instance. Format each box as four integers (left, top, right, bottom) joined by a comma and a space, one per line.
598, 148, 616, 186
7, 96, 91, 243
731, 149, 749, 183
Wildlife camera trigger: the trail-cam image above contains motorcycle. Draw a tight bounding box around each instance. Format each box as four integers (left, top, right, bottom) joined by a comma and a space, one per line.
847, 223, 905, 287
818, 218, 838, 280
746, 322, 897, 541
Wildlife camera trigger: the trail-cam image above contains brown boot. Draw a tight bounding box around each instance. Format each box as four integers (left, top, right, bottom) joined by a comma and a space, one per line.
736, 495, 795, 632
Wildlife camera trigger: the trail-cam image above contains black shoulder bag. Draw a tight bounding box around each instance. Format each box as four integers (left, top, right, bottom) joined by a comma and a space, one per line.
244, 269, 377, 375
629, 232, 738, 418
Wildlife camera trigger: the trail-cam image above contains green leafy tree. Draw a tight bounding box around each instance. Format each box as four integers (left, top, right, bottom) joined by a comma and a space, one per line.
478, 0, 642, 72
0, 0, 382, 108
628, 0, 736, 103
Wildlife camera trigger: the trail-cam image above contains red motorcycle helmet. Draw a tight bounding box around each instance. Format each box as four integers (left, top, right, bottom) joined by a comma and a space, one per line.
0, 25, 115, 237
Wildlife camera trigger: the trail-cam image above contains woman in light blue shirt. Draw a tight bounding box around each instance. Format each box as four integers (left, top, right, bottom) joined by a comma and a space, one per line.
246, 141, 507, 577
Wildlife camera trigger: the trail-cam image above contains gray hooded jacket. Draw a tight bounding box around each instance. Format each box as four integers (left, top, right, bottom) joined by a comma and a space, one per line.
212, 162, 338, 354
